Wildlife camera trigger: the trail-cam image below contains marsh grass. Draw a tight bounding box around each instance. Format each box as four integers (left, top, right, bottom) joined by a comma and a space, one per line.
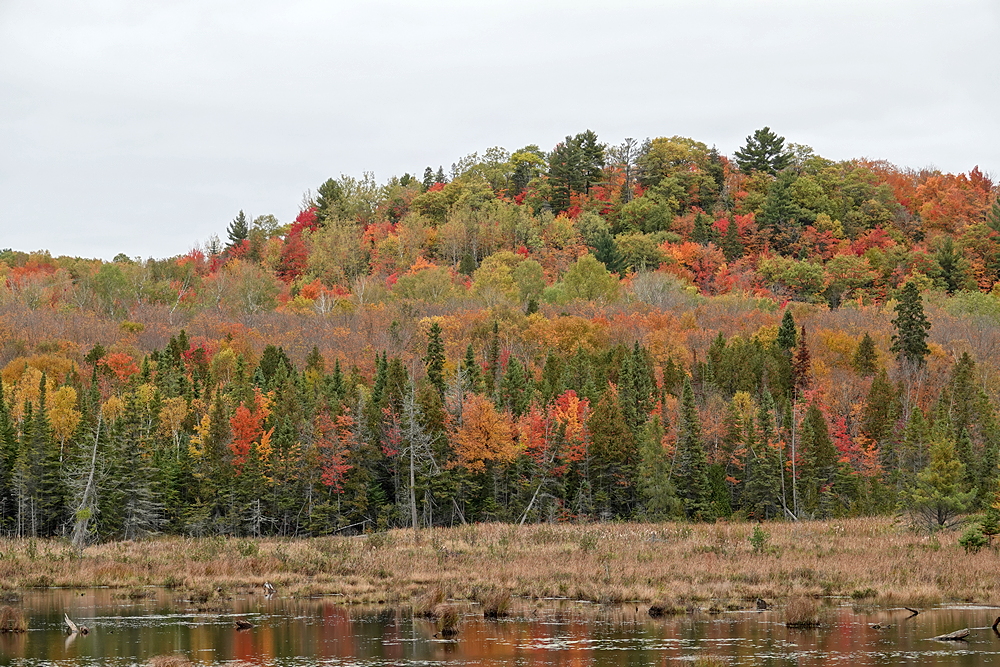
435, 605, 460, 637
784, 596, 822, 628
0, 519, 992, 608
479, 589, 512, 618
0, 606, 27, 633
146, 656, 192, 667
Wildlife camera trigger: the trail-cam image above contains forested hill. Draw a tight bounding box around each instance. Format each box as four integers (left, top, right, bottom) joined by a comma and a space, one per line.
1, 127, 999, 540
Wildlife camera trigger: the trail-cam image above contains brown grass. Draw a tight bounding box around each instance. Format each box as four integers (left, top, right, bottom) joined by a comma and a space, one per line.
0, 606, 27, 633
784, 596, 821, 628
0, 518, 992, 608
436, 604, 460, 637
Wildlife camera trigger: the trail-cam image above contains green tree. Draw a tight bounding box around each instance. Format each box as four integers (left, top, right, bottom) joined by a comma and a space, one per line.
424, 322, 446, 399
853, 332, 878, 377
675, 378, 713, 520
906, 438, 976, 529
561, 254, 619, 301
734, 126, 791, 176
226, 210, 249, 249
890, 281, 931, 366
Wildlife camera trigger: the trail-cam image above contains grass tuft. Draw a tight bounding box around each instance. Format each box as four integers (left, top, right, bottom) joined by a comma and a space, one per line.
0, 606, 28, 633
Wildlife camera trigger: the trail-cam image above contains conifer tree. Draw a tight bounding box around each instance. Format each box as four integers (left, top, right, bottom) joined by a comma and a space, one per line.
891, 281, 931, 366
907, 437, 976, 529
588, 388, 637, 518
226, 210, 249, 249
853, 332, 878, 377
460, 344, 483, 396
424, 322, 446, 399
675, 378, 713, 520
721, 215, 744, 261
776, 310, 797, 351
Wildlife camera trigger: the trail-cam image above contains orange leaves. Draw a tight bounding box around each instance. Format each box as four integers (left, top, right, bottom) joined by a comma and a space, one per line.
316, 411, 354, 491
228, 388, 274, 471
101, 352, 139, 383
451, 394, 518, 472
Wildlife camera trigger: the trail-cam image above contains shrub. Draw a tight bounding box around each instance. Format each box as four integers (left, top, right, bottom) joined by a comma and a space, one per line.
749, 525, 770, 553
959, 525, 988, 554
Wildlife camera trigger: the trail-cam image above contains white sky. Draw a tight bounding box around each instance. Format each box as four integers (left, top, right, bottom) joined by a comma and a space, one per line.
1, 0, 998, 260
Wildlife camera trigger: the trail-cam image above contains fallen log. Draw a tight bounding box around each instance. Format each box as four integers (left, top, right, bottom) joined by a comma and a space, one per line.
904, 607, 920, 618
929, 628, 969, 641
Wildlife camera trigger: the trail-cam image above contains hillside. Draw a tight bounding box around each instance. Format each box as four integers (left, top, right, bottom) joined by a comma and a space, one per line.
1, 127, 999, 540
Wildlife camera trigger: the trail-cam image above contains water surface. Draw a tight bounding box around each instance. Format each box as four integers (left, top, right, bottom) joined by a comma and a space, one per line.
1, 590, 999, 665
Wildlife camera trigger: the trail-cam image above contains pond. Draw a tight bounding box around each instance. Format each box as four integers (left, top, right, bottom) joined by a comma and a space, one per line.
1, 590, 999, 665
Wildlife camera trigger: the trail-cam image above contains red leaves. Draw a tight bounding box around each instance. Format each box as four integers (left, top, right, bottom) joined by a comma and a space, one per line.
101, 352, 139, 383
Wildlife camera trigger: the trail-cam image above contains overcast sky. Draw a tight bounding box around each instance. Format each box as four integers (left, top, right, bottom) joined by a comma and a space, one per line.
1, 0, 998, 260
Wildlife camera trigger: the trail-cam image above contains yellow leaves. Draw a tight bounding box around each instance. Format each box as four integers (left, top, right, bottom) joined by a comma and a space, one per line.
189, 414, 211, 459
101, 395, 125, 422
9, 366, 47, 422
48, 386, 80, 444
525, 315, 606, 356
451, 394, 519, 472
159, 397, 188, 436
2, 354, 75, 386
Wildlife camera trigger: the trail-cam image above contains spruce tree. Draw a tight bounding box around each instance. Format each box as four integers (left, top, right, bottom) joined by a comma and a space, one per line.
588, 389, 637, 518
721, 215, 744, 261
907, 437, 976, 529
891, 281, 931, 365
853, 332, 878, 377
675, 378, 714, 520
776, 310, 797, 351
424, 322, 446, 399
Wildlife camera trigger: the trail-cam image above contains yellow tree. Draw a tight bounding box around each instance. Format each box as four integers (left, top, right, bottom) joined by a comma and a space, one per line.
159, 397, 188, 460
48, 386, 81, 460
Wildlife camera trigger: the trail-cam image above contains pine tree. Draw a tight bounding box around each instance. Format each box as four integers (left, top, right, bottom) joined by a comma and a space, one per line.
862, 369, 899, 448
733, 126, 791, 176
891, 281, 931, 366
987, 196, 1000, 234
590, 229, 624, 274
226, 210, 249, 249
853, 332, 878, 377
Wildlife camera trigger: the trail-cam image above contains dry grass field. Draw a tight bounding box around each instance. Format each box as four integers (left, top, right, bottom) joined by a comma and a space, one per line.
0, 519, 993, 609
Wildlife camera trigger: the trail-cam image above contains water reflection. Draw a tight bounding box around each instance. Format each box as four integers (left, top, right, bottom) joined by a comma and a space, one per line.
1, 590, 999, 665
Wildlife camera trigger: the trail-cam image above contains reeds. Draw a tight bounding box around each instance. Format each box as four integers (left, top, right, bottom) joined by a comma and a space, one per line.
480, 589, 512, 619
435, 605, 460, 638
0, 518, 994, 608
0, 606, 27, 633
784, 596, 821, 628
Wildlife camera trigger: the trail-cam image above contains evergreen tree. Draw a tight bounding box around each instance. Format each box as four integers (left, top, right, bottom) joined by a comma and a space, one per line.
935, 237, 972, 294
226, 210, 249, 249
499, 357, 532, 418
987, 196, 1000, 234
637, 418, 681, 519
891, 281, 931, 366
590, 229, 624, 275
776, 310, 797, 352
862, 369, 900, 449
792, 326, 811, 395
424, 322, 446, 399
853, 332, 878, 377
588, 388, 637, 518
906, 437, 976, 529
721, 215, 744, 261
675, 378, 713, 520
460, 344, 484, 396
733, 126, 791, 175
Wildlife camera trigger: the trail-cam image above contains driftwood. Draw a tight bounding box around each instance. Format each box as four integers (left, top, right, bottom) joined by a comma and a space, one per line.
904, 607, 920, 618
234, 619, 253, 630
64, 614, 89, 635
928, 628, 970, 641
